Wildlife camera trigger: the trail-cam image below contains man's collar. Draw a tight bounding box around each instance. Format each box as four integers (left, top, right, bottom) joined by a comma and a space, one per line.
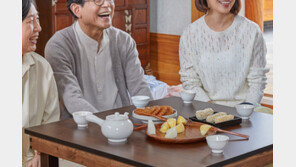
74, 21, 110, 53
22, 52, 35, 77
74, 21, 99, 53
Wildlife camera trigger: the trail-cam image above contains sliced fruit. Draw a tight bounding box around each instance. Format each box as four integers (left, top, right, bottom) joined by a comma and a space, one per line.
165, 127, 177, 139
167, 118, 176, 128
200, 124, 212, 136
175, 123, 185, 133
177, 115, 187, 125
160, 122, 170, 133
147, 120, 156, 135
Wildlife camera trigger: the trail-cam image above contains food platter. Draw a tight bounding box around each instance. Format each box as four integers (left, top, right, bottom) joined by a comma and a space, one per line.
132, 106, 178, 123
145, 122, 216, 143
189, 112, 242, 128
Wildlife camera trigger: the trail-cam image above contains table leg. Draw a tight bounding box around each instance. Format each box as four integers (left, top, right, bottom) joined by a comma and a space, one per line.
41, 153, 59, 167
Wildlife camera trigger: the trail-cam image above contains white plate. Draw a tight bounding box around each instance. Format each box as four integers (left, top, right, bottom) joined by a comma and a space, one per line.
132, 108, 178, 123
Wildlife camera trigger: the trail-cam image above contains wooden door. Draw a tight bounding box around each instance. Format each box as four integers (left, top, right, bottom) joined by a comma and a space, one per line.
245, 0, 264, 30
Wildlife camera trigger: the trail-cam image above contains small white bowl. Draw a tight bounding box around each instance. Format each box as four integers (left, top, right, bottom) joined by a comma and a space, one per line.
180, 90, 196, 103
206, 135, 229, 153
131, 96, 150, 108
235, 103, 254, 119
72, 111, 93, 128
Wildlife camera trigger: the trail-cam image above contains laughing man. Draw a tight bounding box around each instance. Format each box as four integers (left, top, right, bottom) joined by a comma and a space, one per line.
45, 0, 152, 119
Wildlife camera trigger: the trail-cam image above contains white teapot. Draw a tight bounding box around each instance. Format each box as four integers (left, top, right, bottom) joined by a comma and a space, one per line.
86, 112, 133, 143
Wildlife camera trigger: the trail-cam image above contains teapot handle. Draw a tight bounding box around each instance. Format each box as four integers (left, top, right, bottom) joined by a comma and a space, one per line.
86, 115, 104, 126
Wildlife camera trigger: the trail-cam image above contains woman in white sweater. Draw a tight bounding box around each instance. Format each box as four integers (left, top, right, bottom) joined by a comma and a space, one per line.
179, 0, 268, 107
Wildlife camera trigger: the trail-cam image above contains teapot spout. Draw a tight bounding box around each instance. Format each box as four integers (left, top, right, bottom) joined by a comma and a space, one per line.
86, 115, 104, 126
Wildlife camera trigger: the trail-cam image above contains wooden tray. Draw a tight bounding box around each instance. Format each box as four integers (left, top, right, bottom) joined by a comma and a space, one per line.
145, 122, 216, 143
189, 112, 242, 128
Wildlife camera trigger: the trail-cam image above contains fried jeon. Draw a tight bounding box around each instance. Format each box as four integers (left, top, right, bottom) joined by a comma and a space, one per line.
134, 105, 175, 116
146, 106, 156, 114
157, 106, 167, 116
151, 106, 161, 115
164, 106, 174, 115
134, 108, 150, 116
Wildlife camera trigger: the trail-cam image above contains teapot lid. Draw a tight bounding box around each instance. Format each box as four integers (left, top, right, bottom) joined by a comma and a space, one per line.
106, 112, 129, 121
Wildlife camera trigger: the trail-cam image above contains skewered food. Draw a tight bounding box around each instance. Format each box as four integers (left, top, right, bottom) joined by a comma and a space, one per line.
195, 108, 214, 120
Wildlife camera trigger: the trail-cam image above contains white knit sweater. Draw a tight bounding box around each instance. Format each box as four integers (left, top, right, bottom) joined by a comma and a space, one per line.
179, 15, 268, 107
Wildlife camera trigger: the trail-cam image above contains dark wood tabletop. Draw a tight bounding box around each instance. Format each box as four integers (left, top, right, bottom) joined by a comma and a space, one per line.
25, 97, 273, 167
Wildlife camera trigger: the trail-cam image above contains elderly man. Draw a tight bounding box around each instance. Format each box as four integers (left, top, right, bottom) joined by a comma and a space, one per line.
45, 0, 152, 119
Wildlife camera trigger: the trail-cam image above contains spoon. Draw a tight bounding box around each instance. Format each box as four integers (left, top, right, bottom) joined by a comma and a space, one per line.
188, 120, 249, 140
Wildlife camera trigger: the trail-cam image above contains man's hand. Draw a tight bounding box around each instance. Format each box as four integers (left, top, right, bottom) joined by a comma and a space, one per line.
27, 153, 41, 167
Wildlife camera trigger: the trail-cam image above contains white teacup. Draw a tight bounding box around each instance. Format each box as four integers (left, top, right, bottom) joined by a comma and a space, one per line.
131, 96, 150, 108
180, 90, 196, 103
72, 111, 93, 128
206, 135, 229, 154
235, 103, 254, 119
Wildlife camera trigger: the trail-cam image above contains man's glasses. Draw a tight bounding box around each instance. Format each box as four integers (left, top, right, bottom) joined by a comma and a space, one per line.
85, 0, 114, 6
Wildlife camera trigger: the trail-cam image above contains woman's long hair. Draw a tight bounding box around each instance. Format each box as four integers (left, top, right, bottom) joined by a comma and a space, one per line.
22, 0, 32, 21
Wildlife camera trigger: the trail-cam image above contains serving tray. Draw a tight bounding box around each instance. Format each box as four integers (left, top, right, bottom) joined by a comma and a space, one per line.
145, 122, 216, 143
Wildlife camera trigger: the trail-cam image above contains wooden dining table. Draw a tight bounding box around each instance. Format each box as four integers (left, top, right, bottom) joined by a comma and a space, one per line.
25, 96, 273, 167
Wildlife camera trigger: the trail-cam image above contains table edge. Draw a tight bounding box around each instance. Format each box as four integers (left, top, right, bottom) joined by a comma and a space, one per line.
25, 129, 153, 167
25, 128, 272, 167
208, 145, 273, 167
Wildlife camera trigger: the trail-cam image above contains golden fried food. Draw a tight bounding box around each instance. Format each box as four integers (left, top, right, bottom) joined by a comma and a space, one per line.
134, 108, 150, 116
134, 105, 175, 116
157, 106, 167, 116
146, 106, 155, 114
151, 106, 161, 115
164, 106, 174, 115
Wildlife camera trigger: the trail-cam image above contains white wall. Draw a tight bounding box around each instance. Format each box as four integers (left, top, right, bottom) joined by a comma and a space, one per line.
150, 0, 191, 36
239, 0, 245, 16
150, 0, 245, 36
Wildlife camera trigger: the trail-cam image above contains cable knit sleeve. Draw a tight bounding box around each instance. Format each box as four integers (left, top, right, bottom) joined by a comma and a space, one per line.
246, 27, 269, 104
179, 27, 211, 102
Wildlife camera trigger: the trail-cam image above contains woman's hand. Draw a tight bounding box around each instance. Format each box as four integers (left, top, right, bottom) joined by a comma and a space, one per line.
27, 153, 41, 167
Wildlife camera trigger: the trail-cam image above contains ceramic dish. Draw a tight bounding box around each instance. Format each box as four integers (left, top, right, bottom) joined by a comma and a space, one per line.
235, 103, 254, 119
179, 90, 196, 103
132, 109, 178, 123
131, 96, 150, 108
206, 135, 229, 153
